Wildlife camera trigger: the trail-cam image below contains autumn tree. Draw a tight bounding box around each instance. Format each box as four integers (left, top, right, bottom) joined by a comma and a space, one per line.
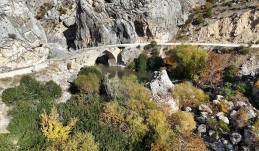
40, 107, 77, 144
170, 111, 196, 135
50, 132, 99, 151
172, 82, 209, 108
147, 110, 175, 147
166, 45, 208, 79
198, 52, 227, 87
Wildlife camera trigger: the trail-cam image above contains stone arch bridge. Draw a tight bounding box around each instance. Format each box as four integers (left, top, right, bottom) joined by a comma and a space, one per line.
1, 43, 259, 78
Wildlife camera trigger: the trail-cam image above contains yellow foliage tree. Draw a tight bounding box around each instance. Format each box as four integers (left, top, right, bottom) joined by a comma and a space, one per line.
40, 107, 77, 144
170, 111, 196, 135
147, 110, 174, 145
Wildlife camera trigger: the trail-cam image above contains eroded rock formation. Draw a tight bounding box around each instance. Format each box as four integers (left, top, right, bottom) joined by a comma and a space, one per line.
75, 0, 203, 48
0, 0, 49, 71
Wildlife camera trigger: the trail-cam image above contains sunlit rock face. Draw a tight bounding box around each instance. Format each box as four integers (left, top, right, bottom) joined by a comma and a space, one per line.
75, 0, 203, 48
0, 0, 49, 71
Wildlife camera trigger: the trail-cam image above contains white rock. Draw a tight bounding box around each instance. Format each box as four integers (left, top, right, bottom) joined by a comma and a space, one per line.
185, 106, 192, 112
63, 16, 76, 27
213, 99, 220, 104
230, 133, 242, 145
198, 124, 206, 133
216, 112, 229, 124
199, 104, 213, 114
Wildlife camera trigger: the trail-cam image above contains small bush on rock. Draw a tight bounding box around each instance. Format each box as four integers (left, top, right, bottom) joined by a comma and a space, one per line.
235, 107, 249, 129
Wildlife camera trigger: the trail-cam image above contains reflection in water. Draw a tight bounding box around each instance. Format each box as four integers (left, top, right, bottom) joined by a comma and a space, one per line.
97, 64, 152, 82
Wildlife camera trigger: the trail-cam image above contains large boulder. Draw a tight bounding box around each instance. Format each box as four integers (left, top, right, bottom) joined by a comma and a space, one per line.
0, 0, 49, 71
74, 0, 203, 48
147, 69, 178, 112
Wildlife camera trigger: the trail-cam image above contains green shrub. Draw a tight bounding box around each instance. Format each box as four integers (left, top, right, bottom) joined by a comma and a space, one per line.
0, 76, 61, 150
221, 82, 235, 100
235, 82, 251, 96
58, 94, 129, 151
2, 76, 62, 105
192, 15, 205, 25
45, 80, 62, 99
185, 14, 194, 25
223, 64, 239, 82
128, 60, 136, 70
75, 73, 100, 94
2, 87, 24, 105
203, 8, 213, 18
207, 118, 230, 135
0, 134, 16, 151
235, 46, 250, 55
78, 66, 104, 80
144, 41, 157, 50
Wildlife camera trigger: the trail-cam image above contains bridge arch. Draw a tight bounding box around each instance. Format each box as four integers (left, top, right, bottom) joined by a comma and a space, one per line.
95, 50, 117, 66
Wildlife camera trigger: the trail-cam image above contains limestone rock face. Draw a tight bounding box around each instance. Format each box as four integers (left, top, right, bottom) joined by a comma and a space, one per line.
0, 0, 49, 70
187, 10, 259, 43
75, 0, 202, 48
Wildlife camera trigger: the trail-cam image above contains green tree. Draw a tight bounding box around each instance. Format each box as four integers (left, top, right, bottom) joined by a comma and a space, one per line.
148, 56, 163, 71
167, 45, 208, 79
136, 54, 148, 72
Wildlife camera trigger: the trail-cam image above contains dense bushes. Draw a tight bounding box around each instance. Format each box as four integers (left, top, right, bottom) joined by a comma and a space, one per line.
170, 111, 196, 135
0, 76, 62, 150
129, 54, 163, 72
2, 76, 62, 105
75, 73, 100, 94
172, 82, 209, 108
166, 45, 208, 79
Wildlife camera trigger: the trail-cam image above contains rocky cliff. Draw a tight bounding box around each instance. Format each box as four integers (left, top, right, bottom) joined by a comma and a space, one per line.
0, 0, 49, 71
74, 0, 204, 48
178, 0, 259, 44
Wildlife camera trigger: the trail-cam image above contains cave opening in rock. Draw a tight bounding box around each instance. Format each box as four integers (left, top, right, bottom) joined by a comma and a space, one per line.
95, 51, 117, 66
134, 21, 145, 37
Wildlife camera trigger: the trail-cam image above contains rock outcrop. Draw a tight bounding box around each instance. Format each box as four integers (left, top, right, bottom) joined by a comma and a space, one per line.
147, 69, 179, 112
0, 0, 49, 71
185, 9, 259, 43
74, 0, 204, 48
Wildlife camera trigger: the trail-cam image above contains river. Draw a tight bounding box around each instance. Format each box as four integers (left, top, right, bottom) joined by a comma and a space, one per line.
97, 64, 152, 82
